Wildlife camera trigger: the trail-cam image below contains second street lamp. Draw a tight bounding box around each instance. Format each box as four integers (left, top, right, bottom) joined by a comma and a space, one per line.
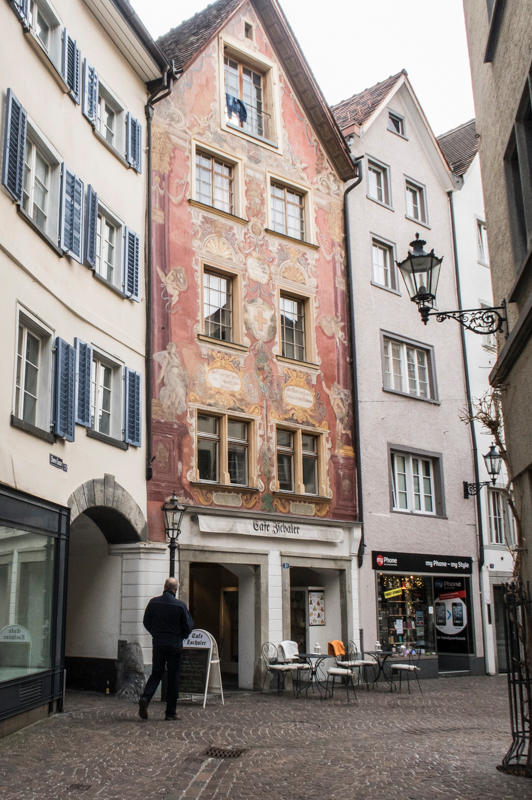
162, 492, 187, 579
463, 443, 503, 498
396, 233, 507, 335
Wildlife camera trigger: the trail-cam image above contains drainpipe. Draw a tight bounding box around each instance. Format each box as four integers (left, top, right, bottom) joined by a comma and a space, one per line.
144, 64, 181, 481
343, 158, 364, 566
448, 189, 488, 668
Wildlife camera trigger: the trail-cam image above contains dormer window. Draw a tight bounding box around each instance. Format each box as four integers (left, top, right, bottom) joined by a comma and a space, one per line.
388, 111, 405, 137
224, 55, 265, 138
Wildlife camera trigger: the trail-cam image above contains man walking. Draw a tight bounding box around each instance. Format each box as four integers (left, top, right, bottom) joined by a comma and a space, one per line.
139, 577, 194, 721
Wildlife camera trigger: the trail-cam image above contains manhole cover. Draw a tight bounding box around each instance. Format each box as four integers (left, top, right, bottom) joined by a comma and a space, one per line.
204, 746, 247, 759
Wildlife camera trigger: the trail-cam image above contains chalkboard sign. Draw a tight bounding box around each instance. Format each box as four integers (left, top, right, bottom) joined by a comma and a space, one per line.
180, 648, 210, 694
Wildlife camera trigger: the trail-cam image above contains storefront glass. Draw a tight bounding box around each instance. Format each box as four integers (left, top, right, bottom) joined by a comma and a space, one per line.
377, 573, 436, 651
0, 526, 56, 682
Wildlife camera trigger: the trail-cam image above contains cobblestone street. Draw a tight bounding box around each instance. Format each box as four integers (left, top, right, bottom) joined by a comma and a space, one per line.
0, 674, 529, 800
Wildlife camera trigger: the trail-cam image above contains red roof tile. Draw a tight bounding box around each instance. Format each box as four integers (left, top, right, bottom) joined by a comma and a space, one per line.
332, 70, 407, 130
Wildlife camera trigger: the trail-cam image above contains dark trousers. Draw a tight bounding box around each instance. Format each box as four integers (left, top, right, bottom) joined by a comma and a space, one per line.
142, 643, 182, 716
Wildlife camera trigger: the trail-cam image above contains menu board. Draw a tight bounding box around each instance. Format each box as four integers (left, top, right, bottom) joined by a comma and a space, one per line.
179, 648, 210, 694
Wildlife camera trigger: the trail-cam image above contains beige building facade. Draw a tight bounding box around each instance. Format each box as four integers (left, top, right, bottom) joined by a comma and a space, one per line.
0, 0, 168, 733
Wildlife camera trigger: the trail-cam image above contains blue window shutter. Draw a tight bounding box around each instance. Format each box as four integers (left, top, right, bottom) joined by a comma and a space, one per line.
9, 0, 30, 24
82, 60, 98, 124
60, 165, 84, 262
61, 29, 81, 104
74, 338, 93, 427
126, 113, 142, 172
53, 338, 75, 441
123, 228, 140, 300
84, 185, 98, 268
2, 89, 27, 203
124, 368, 141, 447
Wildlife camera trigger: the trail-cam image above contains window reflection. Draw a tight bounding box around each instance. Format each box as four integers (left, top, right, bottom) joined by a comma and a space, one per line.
0, 528, 55, 681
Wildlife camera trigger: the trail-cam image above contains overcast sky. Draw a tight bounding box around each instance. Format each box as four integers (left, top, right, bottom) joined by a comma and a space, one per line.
130, 0, 475, 137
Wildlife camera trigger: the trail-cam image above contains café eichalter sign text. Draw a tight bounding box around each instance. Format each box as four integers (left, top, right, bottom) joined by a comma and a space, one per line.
196, 515, 343, 543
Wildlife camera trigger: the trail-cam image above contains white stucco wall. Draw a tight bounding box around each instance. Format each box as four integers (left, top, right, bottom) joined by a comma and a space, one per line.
346, 83, 481, 659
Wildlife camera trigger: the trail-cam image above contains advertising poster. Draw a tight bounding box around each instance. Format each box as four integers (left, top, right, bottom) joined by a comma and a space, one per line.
308, 590, 325, 626
434, 577, 473, 654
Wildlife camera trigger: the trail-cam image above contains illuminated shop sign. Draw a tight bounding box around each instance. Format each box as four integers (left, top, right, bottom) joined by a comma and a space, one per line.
372, 551, 472, 574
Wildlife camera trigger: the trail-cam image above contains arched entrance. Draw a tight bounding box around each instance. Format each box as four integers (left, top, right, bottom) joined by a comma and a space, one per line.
65, 475, 147, 691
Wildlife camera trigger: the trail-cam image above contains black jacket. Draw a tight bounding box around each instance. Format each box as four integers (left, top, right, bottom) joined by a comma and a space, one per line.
143, 591, 194, 647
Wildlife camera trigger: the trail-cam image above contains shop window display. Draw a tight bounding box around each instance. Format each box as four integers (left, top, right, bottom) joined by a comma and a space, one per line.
377, 573, 435, 651
0, 527, 56, 682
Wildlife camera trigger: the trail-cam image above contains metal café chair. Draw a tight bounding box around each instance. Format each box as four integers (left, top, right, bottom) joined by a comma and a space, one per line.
261, 642, 297, 694
390, 648, 422, 694
325, 661, 357, 702
278, 640, 311, 695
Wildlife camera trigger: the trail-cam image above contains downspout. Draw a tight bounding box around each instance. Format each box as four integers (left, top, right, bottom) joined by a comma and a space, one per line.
448, 189, 488, 667
344, 157, 364, 566
144, 64, 181, 481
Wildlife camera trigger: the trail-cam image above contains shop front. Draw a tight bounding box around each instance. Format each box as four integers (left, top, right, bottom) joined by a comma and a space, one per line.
179, 512, 361, 689
372, 550, 478, 673
0, 484, 69, 731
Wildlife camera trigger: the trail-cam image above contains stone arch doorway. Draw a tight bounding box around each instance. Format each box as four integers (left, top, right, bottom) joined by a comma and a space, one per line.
65, 475, 147, 692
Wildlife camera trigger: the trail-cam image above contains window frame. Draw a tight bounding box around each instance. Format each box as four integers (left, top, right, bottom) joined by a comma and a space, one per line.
220, 38, 279, 149
270, 179, 305, 241
381, 331, 438, 402
387, 110, 406, 138
195, 410, 256, 487
371, 235, 398, 292
487, 487, 517, 546
192, 142, 241, 218
266, 173, 313, 245
21, 121, 62, 242
94, 202, 123, 289
95, 81, 124, 153
275, 425, 324, 497
89, 349, 122, 440
13, 307, 53, 433
278, 289, 316, 365
389, 445, 445, 517
367, 157, 392, 208
476, 218, 490, 265
405, 177, 428, 225
200, 263, 243, 347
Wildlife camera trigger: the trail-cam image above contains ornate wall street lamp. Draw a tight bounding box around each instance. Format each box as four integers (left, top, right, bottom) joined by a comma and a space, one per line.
463, 443, 503, 498
396, 234, 507, 334
162, 493, 187, 578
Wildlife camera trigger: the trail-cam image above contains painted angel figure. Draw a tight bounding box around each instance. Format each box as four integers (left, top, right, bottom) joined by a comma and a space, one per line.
153, 342, 188, 417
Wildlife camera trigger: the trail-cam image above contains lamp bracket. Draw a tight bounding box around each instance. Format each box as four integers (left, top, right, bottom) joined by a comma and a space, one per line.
423, 301, 507, 336
463, 480, 492, 499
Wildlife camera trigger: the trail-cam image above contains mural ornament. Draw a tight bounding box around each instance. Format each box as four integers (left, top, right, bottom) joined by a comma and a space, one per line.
318, 314, 346, 343
153, 342, 188, 418
157, 265, 188, 309
244, 297, 276, 342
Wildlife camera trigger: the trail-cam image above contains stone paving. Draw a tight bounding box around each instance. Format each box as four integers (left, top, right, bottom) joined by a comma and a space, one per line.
0, 674, 530, 800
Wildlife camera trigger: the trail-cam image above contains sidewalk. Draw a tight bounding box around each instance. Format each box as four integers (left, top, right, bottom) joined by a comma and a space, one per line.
0, 674, 528, 800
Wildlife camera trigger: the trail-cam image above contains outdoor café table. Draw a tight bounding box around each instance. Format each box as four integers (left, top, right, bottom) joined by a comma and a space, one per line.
365, 650, 394, 689
298, 653, 329, 696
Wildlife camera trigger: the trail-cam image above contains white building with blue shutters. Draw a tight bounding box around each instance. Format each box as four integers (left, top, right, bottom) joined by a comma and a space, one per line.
0, 0, 170, 734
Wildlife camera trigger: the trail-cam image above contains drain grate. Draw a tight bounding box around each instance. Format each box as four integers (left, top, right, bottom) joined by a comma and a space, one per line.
66, 785, 92, 792
204, 746, 247, 759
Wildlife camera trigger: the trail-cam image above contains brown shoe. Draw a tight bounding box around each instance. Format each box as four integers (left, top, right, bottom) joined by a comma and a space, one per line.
138, 697, 148, 720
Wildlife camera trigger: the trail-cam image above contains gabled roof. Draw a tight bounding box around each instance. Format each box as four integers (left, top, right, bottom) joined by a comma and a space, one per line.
157, 0, 356, 181
331, 71, 406, 130
158, 0, 241, 73
437, 119, 478, 177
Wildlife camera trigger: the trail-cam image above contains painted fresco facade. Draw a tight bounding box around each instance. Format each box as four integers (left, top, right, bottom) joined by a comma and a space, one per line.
147, 1, 360, 688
